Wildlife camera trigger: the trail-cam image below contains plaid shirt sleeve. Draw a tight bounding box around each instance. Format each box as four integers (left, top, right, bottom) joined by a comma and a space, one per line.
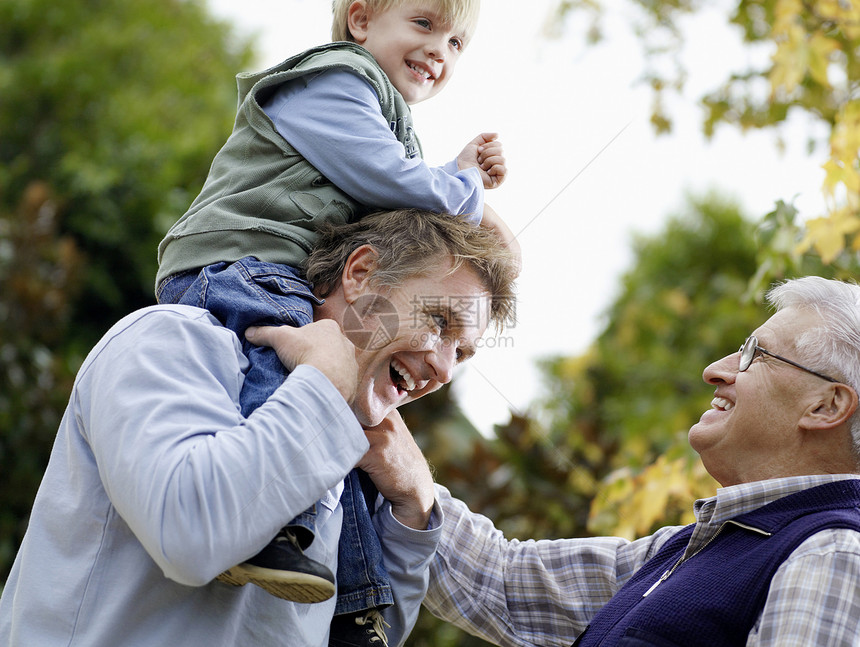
749, 528, 860, 646
425, 485, 683, 647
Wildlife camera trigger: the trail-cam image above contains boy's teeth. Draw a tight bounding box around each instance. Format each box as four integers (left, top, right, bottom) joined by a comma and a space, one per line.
712, 397, 733, 411
392, 358, 416, 391
408, 62, 431, 79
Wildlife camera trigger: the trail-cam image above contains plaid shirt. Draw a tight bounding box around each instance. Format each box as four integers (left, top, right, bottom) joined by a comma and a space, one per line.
425, 474, 860, 646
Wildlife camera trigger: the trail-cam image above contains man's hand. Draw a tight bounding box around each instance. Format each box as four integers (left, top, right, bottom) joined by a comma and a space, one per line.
245, 320, 358, 403
457, 132, 507, 189
358, 410, 435, 530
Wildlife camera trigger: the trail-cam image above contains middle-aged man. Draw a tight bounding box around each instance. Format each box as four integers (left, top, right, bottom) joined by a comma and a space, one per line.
424, 276, 860, 646
0, 209, 517, 647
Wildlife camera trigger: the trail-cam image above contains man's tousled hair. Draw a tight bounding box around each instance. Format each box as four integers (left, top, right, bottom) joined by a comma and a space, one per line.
306, 209, 516, 330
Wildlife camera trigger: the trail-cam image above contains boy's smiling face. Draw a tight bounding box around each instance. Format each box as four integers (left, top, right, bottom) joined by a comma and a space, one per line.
348, 1, 471, 104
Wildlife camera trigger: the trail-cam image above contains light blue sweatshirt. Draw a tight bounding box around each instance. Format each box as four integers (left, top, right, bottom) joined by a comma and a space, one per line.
0, 305, 440, 646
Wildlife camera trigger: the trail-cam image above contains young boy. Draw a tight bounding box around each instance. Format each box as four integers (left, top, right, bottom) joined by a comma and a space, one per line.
155, 1, 516, 643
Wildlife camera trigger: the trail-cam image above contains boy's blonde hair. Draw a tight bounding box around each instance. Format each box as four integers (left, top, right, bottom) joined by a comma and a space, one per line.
331, 0, 480, 44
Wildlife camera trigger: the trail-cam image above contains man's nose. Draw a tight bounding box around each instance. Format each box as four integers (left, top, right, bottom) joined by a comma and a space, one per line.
428, 338, 456, 384
703, 352, 739, 385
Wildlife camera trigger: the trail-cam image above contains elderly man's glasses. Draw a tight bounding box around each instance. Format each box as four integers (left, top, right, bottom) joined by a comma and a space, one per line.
738, 335, 838, 383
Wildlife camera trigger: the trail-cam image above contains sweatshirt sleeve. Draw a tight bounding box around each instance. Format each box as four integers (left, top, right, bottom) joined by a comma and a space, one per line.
374, 499, 443, 646
262, 69, 484, 223
76, 306, 368, 586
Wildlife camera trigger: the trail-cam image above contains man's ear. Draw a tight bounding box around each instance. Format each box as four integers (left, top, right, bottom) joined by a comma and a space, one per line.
341, 244, 378, 304
800, 383, 859, 431
347, 0, 371, 44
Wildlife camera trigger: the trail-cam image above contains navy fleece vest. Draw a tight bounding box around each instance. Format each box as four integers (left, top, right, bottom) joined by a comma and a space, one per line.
573, 480, 860, 647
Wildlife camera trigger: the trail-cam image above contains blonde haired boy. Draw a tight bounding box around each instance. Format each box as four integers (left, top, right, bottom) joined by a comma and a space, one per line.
156, 2, 516, 644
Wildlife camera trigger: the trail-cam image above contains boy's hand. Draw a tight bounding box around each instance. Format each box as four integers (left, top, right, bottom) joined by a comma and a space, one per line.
457, 132, 507, 189
481, 203, 522, 276
245, 320, 358, 404
358, 410, 435, 530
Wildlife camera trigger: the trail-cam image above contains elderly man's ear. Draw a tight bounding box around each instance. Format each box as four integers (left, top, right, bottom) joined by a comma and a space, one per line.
800, 383, 859, 431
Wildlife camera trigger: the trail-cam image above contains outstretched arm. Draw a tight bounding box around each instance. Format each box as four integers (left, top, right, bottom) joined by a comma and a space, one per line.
264, 70, 485, 220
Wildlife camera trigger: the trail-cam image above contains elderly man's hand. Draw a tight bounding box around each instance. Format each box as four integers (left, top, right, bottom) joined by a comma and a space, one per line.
245, 321, 358, 404
358, 410, 435, 530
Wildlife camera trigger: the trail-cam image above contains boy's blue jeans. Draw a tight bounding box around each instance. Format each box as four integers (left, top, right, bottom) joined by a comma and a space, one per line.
156, 257, 394, 615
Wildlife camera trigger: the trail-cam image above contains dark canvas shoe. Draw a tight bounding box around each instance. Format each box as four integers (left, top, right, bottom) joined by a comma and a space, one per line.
329, 609, 390, 647
216, 530, 335, 603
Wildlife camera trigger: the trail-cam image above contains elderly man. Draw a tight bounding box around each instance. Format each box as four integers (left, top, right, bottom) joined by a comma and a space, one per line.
425, 276, 860, 646
0, 209, 517, 647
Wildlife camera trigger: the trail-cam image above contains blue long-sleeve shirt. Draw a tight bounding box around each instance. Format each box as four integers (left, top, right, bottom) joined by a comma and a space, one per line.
0, 305, 440, 646
262, 68, 483, 221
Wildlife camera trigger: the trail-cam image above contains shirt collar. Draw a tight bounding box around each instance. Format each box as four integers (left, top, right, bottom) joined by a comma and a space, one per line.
694, 473, 860, 526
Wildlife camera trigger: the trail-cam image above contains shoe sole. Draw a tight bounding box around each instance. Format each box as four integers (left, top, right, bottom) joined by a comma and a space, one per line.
216, 564, 335, 603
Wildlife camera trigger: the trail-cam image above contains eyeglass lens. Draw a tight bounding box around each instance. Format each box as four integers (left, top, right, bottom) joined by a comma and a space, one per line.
739, 335, 756, 372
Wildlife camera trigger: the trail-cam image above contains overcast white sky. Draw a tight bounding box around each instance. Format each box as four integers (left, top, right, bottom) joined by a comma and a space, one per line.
207, 0, 828, 435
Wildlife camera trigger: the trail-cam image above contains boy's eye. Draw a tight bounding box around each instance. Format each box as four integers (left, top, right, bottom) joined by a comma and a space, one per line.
413, 18, 431, 29
449, 37, 463, 50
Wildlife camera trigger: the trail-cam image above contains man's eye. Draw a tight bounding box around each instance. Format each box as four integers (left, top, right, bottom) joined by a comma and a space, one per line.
430, 313, 448, 330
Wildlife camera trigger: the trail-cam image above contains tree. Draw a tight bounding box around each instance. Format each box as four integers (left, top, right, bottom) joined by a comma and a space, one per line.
0, 0, 252, 339
0, 0, 252, 580
552, 0, 860, 279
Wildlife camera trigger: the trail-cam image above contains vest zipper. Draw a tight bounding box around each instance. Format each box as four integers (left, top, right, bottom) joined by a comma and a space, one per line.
642, 520, 771, 597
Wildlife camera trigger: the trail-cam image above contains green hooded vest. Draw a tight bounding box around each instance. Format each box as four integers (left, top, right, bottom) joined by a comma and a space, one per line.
156, 42, 420, 288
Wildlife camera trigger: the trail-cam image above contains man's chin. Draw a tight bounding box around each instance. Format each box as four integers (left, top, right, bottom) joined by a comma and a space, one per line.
352, 401, 392, 429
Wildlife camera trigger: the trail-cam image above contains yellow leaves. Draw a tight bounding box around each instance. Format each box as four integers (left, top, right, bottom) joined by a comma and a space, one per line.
797, 208, 860, 263
829, 102, 860, 170
588, 453, 717, 540
816, 0, 860, 40
769, 0, 839, 96
797, 101, 860, 264
807, 33, 839, 87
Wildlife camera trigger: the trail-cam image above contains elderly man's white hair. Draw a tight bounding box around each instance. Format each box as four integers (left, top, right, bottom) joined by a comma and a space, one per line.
767, 276, 860, 454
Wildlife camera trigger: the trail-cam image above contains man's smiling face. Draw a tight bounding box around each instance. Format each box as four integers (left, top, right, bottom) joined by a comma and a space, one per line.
688, 308, 829, 486
347, 258, 490, 427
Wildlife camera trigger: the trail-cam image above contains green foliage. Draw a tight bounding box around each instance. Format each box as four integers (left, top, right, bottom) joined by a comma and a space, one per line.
0, 184, 82, 575
0, 0, 252, 580
0, 0, 252, 338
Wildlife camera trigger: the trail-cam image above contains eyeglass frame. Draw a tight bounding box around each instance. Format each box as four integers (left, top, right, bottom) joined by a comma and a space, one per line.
738, 335, 839, 383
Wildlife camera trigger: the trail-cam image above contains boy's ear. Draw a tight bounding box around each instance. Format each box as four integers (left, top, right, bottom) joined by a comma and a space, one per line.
347, 0, 371, 44
341, 244, 378, 304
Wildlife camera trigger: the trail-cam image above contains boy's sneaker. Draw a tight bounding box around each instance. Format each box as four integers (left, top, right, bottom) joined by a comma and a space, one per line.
329, 609, 390, 647
216, 529, 335, 603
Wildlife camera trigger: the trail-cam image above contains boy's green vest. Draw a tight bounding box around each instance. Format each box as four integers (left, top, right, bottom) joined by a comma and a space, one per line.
156, 42, 420, 288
